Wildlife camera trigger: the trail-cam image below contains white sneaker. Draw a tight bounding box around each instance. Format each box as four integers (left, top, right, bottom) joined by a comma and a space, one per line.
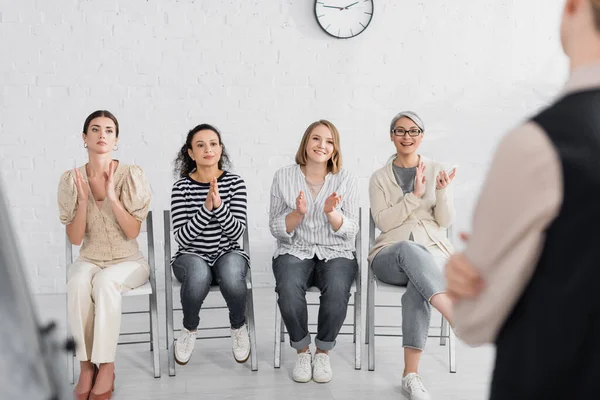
292, 350, 313, 383
231, 324, 251, 363
312, 352, 333, 383
402, 373, 431, 400
174, 327, 197, 365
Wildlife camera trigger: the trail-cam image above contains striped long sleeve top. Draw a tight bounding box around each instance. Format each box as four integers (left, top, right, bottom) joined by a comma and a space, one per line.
170, 171, 248, 265
269, 164, 359, 261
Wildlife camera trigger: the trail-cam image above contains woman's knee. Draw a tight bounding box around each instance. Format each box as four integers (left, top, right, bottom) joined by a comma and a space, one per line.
393, 241, 424, 260
174, 255, 211, 285
216, 253, 247, 283
67, 263, 98, 293
91, 272, 119, 295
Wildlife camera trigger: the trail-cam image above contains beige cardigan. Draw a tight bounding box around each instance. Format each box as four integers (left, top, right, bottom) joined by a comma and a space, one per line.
368, 155, 455, 263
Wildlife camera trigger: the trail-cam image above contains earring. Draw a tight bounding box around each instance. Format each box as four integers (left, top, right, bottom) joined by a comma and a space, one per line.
84, 143, 88, 148
113, 144, 118, 151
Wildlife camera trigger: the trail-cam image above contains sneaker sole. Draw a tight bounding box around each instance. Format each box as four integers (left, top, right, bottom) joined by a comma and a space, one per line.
174, 349, 191, 366
313, 375, 332, 384
233, 350, 251, 364
292, 375, 312, 383
402, 387, 430, 400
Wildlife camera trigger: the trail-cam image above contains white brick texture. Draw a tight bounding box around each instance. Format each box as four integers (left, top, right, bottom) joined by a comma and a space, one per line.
0, 0, 567, 293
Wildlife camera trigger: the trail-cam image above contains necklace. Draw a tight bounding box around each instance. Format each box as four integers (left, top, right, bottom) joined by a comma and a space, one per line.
306, 178, 325, 195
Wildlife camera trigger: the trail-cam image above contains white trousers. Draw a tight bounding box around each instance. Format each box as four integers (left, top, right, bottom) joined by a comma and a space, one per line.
67, 252, 149, 363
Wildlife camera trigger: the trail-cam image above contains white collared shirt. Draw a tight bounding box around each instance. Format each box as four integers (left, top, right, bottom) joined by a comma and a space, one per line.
269, 164, 359, 261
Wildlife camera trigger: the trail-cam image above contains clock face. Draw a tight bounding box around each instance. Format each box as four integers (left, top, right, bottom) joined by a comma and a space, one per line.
314, 0, 374, 39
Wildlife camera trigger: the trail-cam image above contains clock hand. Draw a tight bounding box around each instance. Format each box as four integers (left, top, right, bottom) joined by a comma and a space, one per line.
344, 1, 359, 9
322, 4, 344, 9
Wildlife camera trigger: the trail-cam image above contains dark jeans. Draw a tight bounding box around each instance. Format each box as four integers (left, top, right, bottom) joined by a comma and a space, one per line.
172, 252, 248, 331
273, 254, 358, 351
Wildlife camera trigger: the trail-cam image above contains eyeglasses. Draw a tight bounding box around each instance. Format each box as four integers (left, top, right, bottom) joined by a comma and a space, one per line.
391, 128, 422, 137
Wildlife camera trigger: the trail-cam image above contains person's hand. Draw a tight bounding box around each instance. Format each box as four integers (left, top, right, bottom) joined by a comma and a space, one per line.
323, 192, 342, 214
103, 162, 117, 202
210, 177, 222, 209
436, 168, 456, 190
74, 168, 89, 204
204, 186, 214, 211
296, 191, 307, 215
445, 252, 484, 303
413, 162, 426, 198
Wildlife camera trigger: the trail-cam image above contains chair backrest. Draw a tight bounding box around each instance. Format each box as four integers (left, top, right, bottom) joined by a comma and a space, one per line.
65, 211, 156, 279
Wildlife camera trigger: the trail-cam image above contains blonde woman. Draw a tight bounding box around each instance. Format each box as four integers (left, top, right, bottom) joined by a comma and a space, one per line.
269, 120, 359, 384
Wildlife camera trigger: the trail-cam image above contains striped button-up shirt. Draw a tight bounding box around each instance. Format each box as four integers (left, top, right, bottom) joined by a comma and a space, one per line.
269, 164, 359, 261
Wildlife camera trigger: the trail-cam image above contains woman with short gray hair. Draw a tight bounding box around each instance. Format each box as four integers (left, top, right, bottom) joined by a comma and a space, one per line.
368, 111, 456, 400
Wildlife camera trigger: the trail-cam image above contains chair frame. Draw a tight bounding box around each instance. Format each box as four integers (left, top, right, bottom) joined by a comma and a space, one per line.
163, 210, 258, 376
273, 207, 363, 370
365, 211, 456, 373
66, 210, 161, 382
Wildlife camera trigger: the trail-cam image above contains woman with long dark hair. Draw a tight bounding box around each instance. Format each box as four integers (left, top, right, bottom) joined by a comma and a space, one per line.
170, 124, 250, 366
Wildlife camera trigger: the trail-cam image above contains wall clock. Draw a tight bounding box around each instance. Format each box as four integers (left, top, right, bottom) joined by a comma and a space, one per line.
314, 0, 374, 39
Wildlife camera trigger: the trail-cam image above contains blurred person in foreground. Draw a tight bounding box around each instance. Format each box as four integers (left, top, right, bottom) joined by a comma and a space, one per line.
445, 1, 600, 399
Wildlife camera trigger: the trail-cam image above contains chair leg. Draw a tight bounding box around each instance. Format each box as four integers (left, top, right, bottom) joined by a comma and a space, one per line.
449, 324, 457, 373
354, 291, 362, 370
149, 297, 154, 352
246, 288, 258, 371
440, 314, 448, 346
150, 292, 161, 378
66, 294, 75, 384
68, 346, 75, 384
365, 300, 369, 345
166, 284, 176, 377
367, 268, 375, 371
274, 296, 282, 368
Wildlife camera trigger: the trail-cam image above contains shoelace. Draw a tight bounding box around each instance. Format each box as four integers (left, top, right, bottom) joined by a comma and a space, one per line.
181, 331, 195, 353
406, 374, 427, 393
233, 329, 244, 349
313, 354, 330, 371
298, 353, 312, 374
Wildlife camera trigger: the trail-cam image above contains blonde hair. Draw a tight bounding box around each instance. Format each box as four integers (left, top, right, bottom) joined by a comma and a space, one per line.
295, 120, 343, 174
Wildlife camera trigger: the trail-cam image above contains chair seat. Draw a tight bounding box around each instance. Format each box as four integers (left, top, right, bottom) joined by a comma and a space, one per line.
374, 277, 407, 293
170, 275, 252, 290
123, 281, 152, 297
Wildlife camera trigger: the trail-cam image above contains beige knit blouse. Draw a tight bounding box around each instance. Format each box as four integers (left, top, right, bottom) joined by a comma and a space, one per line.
58, 163, 152, 261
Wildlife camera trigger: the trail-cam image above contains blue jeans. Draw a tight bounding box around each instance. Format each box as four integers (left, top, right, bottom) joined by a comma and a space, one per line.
371, 241, 446, 350
273, 254, 358, 351
172, 252, 248, 331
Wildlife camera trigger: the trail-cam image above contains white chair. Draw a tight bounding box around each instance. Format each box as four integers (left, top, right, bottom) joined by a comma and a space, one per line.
274, 207, 363, 370
65, 210, 161, 382
163, 210, 258, 376
366, 210, 456, 373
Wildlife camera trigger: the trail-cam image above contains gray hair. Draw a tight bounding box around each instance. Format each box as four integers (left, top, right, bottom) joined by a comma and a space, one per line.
389, 111, 425, 133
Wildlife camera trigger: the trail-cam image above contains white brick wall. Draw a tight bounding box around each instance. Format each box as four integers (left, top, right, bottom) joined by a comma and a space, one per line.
0, 0, 568, 294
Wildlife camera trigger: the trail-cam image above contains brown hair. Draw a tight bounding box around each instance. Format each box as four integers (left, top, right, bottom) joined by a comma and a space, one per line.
295, 120, 342, 174
82, 110, 119, 137
593, 0, 600, 31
